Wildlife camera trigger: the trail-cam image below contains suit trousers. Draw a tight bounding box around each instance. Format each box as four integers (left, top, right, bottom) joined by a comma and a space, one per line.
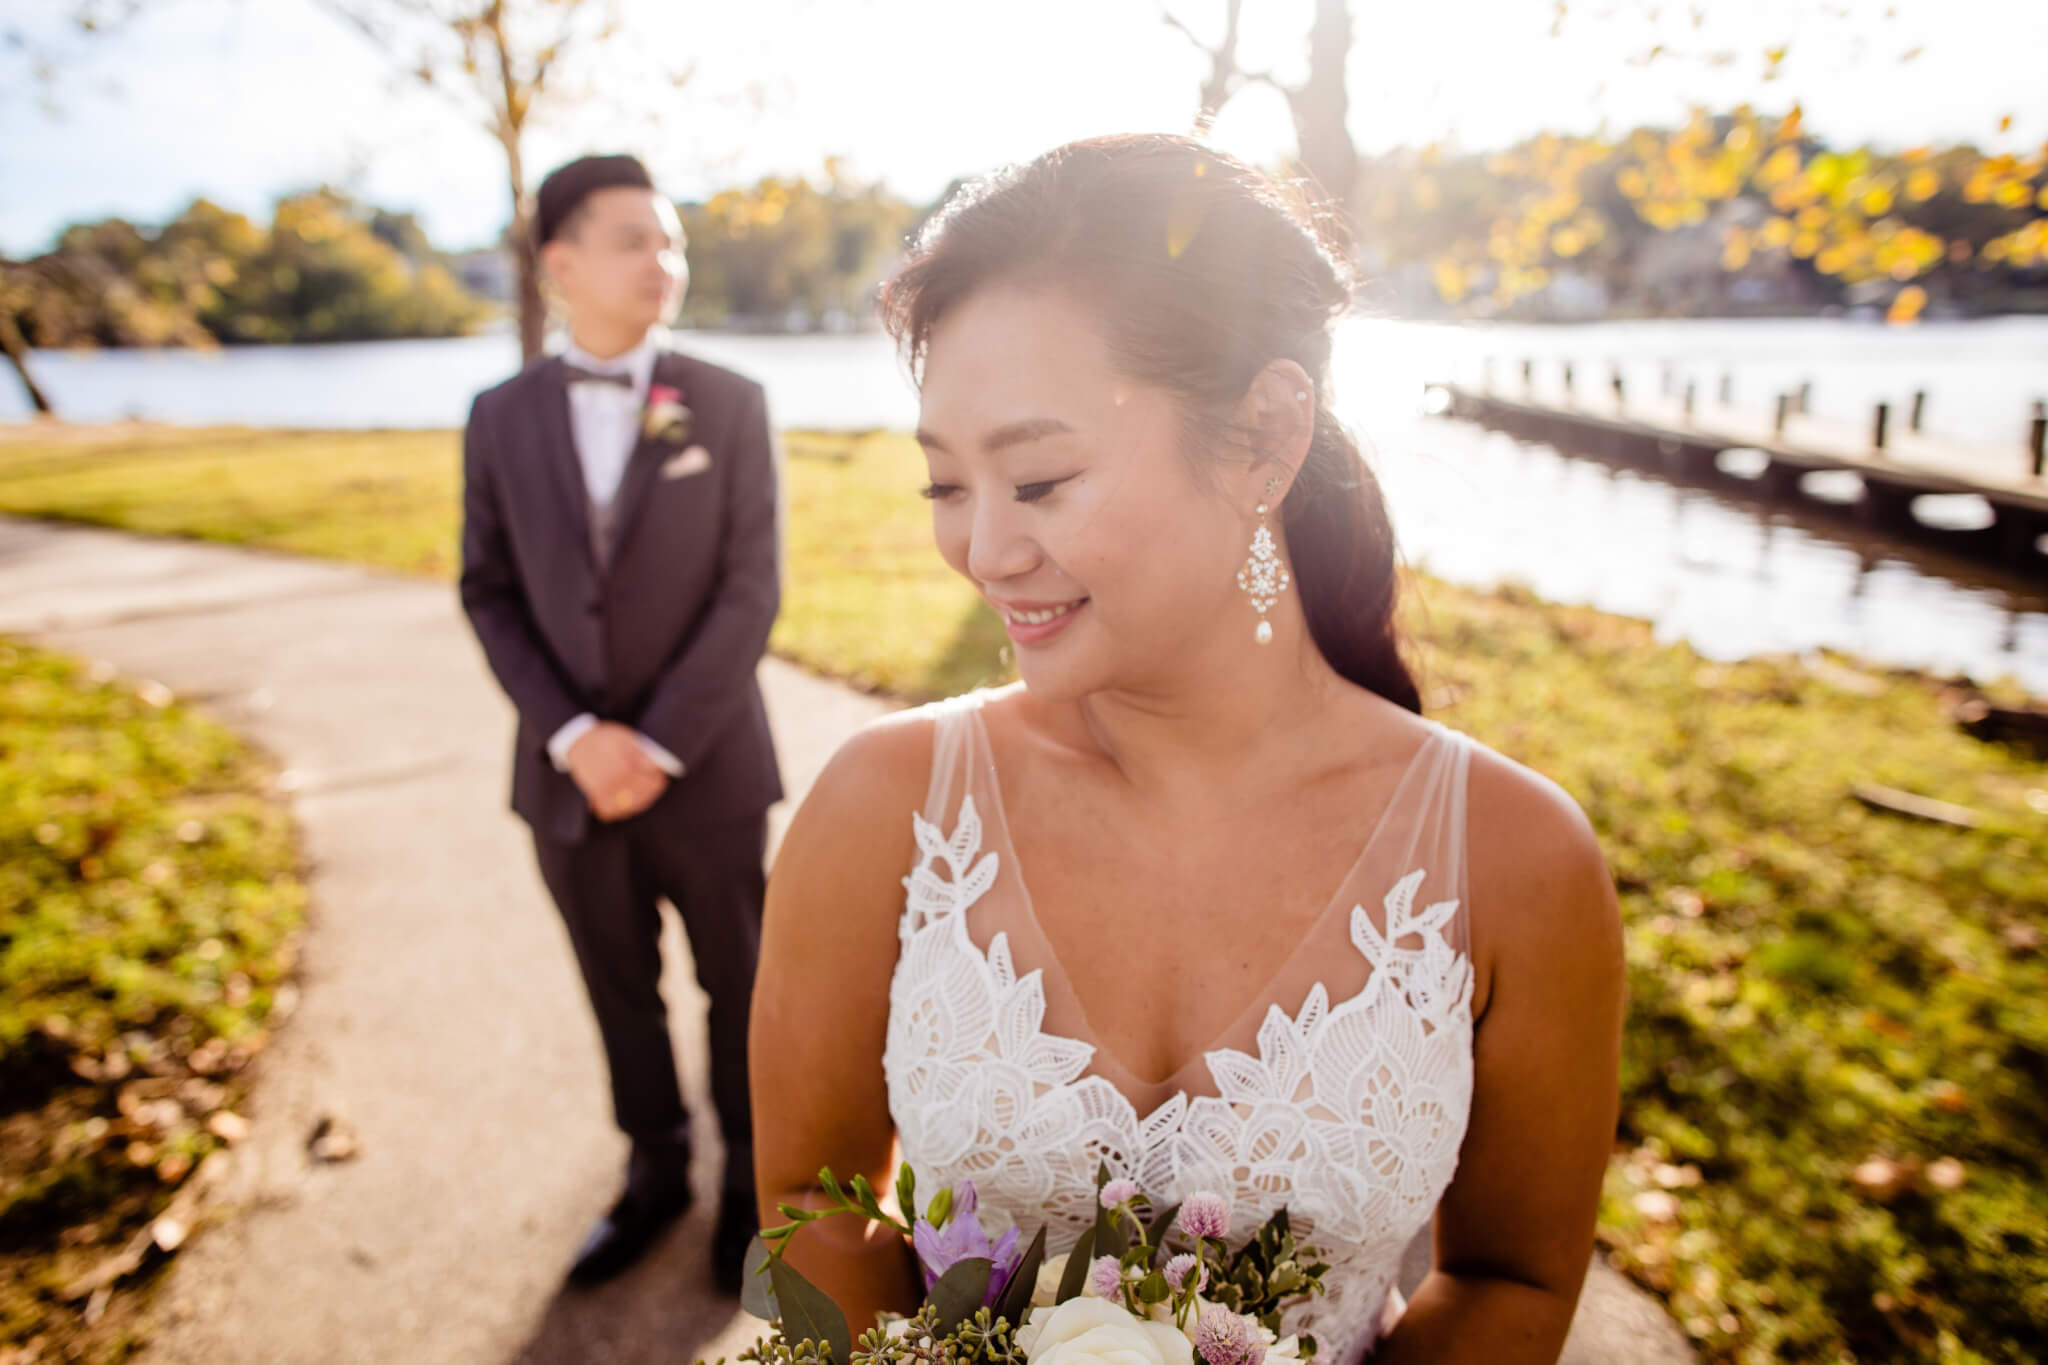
532, 808, 765, 1198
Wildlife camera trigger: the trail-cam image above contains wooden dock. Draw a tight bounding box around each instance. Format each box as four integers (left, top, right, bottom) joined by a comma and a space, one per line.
1431, 381, 2048, 578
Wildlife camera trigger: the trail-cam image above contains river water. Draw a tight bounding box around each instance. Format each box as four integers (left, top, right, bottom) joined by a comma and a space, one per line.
6, 317, 2045, 693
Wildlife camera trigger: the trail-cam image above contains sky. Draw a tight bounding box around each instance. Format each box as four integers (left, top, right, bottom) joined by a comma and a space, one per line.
4, 0, 2045, 256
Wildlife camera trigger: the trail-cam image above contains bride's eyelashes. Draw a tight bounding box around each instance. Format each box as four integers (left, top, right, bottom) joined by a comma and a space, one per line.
1015, 475, 1078, 504
918, 475, 1080, 504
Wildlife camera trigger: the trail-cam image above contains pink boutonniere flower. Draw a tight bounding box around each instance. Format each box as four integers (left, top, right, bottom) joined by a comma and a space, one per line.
643, 383, 692, 445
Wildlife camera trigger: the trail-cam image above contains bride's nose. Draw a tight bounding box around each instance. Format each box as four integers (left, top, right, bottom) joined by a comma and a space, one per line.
965, 497, 1041, 586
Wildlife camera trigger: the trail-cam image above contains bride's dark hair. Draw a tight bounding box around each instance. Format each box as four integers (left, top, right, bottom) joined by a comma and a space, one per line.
878, 133, 1421, 714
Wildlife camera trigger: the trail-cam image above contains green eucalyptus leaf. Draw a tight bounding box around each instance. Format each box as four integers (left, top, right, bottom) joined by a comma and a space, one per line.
1056, 1226, 1097, 1304
1148, 1201, 1182, 1251
928, 1257, 993, 1336
740, 1235, 779, 1321
994, 1225, 1048, 1330
768, 1256, 852, 1365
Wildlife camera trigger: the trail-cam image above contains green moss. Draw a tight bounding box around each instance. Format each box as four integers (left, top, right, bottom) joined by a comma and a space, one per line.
1, 640, 306, 1360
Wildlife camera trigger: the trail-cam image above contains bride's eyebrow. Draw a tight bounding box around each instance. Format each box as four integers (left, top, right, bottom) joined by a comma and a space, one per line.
915, 417, 1075, 457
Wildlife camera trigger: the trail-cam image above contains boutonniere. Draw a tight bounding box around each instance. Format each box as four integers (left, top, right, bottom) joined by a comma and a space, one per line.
643, 383, 692, 446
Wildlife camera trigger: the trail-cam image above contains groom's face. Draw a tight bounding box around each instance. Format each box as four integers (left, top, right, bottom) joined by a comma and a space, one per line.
543, 187, 688, 334
916, 283, 1251, 701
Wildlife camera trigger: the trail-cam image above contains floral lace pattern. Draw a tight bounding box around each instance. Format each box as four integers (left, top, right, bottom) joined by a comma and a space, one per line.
885, 792, 1476, 1365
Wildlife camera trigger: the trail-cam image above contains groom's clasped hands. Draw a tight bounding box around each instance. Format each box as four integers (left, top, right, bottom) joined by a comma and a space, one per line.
565, 721, 670, 822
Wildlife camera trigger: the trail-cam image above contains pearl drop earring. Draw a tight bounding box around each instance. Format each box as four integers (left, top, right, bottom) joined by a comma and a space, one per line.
1237, 476, 1291, 645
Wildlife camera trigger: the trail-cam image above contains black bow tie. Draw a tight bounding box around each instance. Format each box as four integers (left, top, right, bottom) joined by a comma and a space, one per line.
563, 363, 633, 390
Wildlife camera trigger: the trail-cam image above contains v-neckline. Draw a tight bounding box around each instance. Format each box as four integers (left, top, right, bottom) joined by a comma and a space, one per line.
963, 702, 1446, 1097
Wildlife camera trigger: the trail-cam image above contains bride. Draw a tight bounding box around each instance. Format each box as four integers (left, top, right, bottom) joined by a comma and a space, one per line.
751, 135, 1624, 1365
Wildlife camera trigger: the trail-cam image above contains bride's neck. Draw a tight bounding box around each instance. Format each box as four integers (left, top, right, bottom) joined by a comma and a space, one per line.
1074, 615, 1348, 794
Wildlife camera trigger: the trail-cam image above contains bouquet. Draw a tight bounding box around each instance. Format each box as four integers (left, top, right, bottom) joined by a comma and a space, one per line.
731, 1164, 1329, 1365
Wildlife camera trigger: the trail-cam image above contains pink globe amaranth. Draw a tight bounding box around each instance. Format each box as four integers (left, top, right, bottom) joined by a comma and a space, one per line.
1089, 1254, 1126, 1301
1193, 1310, 1266, 1365
1164, 1253, 1206, 1295
1178, 1192, 1231, 1242
1099, 1178, 1141, 1209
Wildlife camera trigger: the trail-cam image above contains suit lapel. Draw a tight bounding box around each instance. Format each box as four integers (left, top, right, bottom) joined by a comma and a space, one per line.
535, 355, 599, 572
606, 348, 686, 566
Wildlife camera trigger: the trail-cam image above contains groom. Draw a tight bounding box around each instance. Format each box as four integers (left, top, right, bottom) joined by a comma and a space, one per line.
458, 153, 782, 1293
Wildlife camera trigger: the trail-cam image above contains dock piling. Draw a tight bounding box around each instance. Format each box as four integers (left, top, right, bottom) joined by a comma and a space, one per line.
1775, 393, 1790, 437
1910, 390, 1927, 433
1874, 403, 1891, 455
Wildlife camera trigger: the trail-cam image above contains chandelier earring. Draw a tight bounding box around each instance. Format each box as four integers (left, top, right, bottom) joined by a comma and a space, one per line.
1236, 475, 1291, 645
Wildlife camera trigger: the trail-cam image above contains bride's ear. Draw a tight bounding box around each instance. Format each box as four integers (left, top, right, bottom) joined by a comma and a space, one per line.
1231, 358, 1315, 514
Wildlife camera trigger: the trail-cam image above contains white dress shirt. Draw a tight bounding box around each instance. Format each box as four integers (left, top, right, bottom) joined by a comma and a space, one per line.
546, 327, 686, 783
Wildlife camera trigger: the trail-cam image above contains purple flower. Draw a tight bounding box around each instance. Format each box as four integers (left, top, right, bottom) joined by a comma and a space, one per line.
1193, 1311, 1266, 1365
1164, 1253, 1206, 1295
1099, 1178, 1140, 1209
1179, 1192, 1231, 1242
1088, 1254, 1125, 1301
910, 1181, 1023, 1306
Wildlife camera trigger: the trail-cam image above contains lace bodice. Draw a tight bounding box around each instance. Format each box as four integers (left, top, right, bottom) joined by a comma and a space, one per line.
883, 692, 1477, 1365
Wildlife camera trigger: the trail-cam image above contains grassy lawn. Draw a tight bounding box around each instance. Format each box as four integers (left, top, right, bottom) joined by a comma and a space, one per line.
2, 422, 2045, 1362
0, 423, 1004, 698
1, 639, 306, 1362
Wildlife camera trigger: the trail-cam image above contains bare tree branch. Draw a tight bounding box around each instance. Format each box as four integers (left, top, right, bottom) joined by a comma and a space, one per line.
1162, 0, 1246, 132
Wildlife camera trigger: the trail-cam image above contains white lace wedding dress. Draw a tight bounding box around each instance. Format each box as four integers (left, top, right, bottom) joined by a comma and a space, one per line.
884, 692, 1477, 1365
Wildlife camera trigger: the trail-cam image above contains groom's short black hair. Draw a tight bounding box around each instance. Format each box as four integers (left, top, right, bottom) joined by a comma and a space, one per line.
534, 153, 656, 249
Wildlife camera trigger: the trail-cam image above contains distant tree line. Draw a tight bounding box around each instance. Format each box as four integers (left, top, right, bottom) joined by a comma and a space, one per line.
1358, 110, 2048, 322
0, 168, 922, 354
0, 189, 490, 350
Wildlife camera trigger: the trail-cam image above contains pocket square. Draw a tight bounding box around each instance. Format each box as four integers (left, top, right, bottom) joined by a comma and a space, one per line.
661, 445, 713, 480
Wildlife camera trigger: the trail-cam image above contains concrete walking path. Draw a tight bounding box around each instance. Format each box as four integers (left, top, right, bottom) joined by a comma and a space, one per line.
0, 517, 1692, 1365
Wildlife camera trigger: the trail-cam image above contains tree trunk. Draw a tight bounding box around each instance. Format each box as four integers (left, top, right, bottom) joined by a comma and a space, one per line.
486, 6, 546, 365
0, 309, 54, 416
506, 158, 545, 364
1290, 0, 1359, 243
498, 126, 545, 363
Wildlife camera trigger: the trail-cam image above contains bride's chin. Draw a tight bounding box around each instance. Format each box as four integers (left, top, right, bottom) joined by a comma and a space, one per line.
1011, 651, 1108, 704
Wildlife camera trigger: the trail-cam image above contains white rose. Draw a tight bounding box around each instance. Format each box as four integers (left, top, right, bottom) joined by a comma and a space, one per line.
1266, 1335, 1303, 1362
1016, 1297, 1196, 1365
1033, 1253, 1073, 1309
880, 1317, 915, 1342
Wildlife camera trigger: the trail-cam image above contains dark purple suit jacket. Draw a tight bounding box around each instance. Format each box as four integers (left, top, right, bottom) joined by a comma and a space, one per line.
459, 346, 784, 844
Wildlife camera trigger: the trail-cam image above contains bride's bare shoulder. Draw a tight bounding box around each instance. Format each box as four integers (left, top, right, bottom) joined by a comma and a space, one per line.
1459, 733, 1622, 1013
767, 697, 985, 922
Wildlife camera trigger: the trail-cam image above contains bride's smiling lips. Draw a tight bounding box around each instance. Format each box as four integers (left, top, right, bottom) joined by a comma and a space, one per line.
990, 595, 1090, 646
